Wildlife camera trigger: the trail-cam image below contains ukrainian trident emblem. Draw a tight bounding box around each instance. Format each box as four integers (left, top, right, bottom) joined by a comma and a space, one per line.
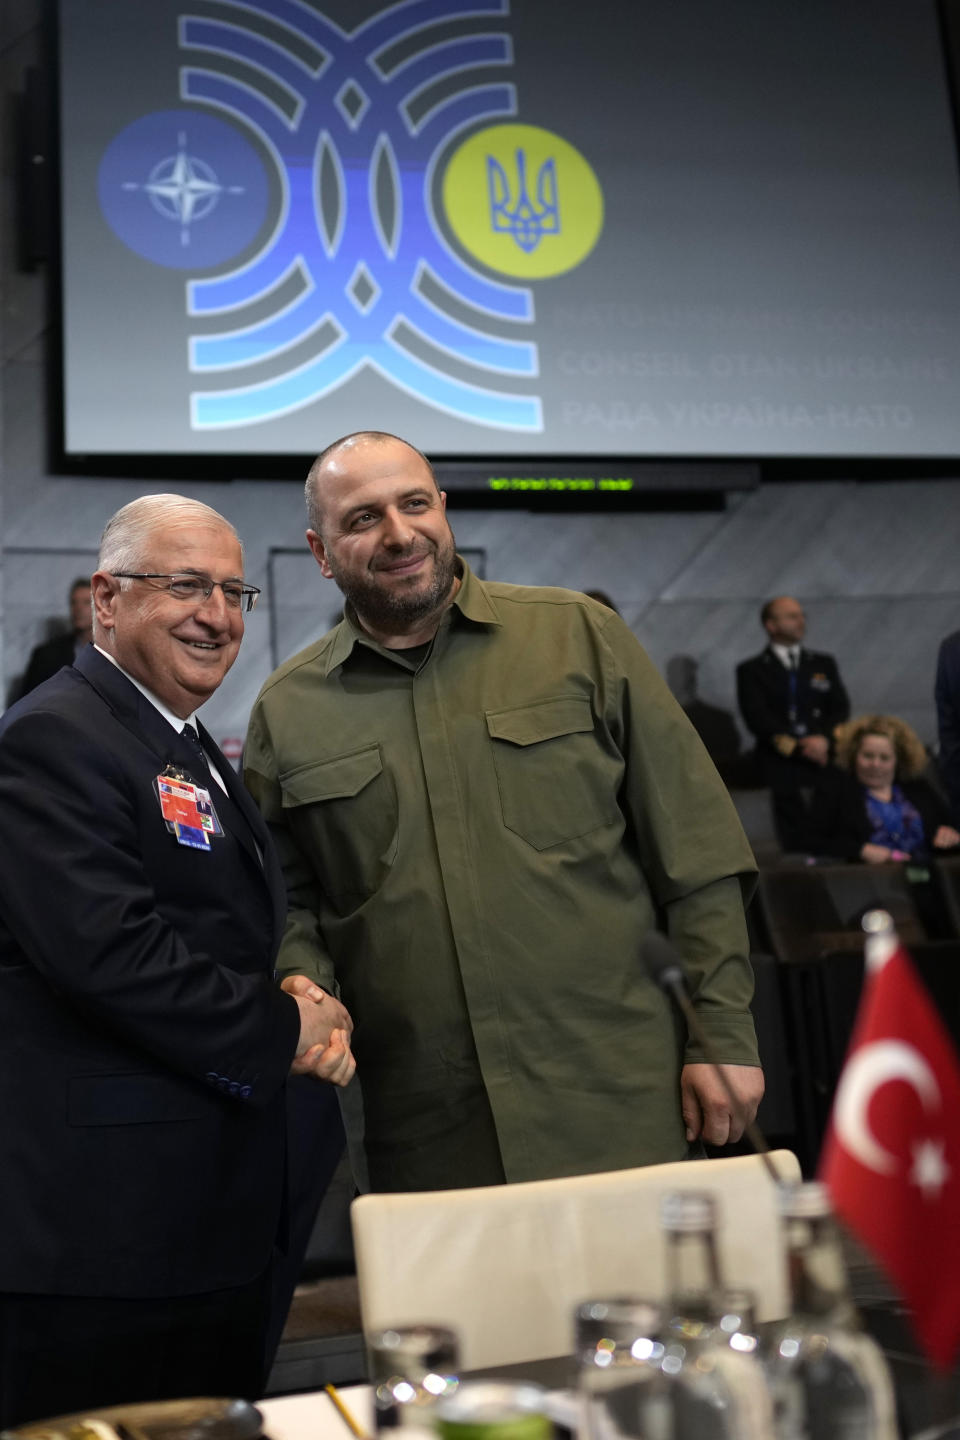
487, 148, 560, 253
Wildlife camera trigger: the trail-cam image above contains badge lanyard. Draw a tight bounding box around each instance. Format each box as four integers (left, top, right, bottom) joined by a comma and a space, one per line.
787, 656, 807, 736
154, 764, 224, 850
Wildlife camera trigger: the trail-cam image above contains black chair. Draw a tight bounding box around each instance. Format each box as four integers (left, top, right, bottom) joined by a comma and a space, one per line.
749, 951, 796, 1140
729, 786, 782, 868
932, 856, 960, 940
755, 862, 958, 1171
758, 862, 928, 966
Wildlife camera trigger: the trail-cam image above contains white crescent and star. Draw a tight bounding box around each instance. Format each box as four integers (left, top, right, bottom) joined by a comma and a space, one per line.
834, 1039, 951, 1197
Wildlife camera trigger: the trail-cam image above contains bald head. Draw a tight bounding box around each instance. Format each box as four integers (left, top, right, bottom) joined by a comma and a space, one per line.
302, 432, 456, 646
761, 595, 806, 646
305, 432, 438, 537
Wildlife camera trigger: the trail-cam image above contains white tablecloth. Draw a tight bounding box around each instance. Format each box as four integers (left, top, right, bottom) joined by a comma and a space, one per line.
257, 1381, 579, 1440
259, 1385, 374, 1440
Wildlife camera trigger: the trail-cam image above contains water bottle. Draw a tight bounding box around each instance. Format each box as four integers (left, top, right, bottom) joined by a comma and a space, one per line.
768, 1181, 897, 1440
656, 1190, 774, 1440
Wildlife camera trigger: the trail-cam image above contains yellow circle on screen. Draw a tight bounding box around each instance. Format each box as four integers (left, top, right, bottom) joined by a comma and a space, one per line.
441, 123, 604, 279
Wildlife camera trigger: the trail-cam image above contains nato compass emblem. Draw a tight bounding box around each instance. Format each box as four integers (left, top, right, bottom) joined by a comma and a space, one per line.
99, 111, 269, 270
129, 133, 232, 246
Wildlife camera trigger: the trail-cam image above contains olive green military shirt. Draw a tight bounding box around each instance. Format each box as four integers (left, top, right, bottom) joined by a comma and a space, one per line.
244, 563, 760, 1185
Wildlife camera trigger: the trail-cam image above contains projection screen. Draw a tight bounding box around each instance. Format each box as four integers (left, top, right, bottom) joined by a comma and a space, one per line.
58, 0, 960, 462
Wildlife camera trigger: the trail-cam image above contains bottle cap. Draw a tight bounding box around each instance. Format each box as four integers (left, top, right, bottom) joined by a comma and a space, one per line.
575, 1297, 662, 1361
367, 1323, 459, 1382
661, 1190, 716, 1232
778, 1180, 831, 1219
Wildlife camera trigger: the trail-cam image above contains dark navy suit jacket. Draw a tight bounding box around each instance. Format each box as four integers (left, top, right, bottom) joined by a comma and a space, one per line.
936, 629, 960, 824
736, 645, 850, 751
15, 630, 78, 699
0, 646, 299, 1297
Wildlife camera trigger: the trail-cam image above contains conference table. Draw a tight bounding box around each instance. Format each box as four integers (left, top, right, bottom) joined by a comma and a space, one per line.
257, 1314, 960, 1440
259, 1386, 374, 1440
259, 1358, 577, 1440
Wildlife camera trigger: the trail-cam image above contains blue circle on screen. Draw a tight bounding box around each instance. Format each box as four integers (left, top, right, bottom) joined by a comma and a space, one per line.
98, 109, 270, 271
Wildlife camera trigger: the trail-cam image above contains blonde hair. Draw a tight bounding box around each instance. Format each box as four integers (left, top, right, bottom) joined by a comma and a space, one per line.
834, 714, 928, 780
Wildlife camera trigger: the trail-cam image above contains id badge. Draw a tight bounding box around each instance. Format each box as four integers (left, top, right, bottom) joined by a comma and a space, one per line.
173, 821, 211, 850
193, 785, 223, 836
155, 768, 211, 849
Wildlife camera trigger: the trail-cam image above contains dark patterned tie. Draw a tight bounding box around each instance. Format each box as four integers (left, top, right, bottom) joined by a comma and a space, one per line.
787, 651, 800, 730
181, 725, 262, 865
180, 723, 212, 783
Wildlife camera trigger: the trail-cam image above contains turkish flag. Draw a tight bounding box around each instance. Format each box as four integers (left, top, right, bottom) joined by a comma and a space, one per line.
820, 940, 960, 1370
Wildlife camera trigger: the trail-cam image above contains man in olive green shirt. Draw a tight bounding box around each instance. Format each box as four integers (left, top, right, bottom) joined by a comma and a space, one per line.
245, 432, 764, 1191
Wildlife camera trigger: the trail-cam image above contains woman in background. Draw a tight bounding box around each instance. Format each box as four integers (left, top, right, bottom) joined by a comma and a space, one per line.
810, 713, 959, 864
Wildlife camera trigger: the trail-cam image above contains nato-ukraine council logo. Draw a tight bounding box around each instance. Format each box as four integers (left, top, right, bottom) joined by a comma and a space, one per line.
92, 0, 604, 435
442, 123, 603, 279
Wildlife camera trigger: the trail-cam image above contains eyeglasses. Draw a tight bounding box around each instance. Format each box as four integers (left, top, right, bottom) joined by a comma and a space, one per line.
112, 573, 261, 613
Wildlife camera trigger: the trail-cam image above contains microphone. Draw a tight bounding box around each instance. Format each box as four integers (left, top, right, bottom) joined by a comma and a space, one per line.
641, 930, 783, 1184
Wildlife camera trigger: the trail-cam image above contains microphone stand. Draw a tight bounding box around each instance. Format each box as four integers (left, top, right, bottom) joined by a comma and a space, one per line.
642, 932, 784, 1186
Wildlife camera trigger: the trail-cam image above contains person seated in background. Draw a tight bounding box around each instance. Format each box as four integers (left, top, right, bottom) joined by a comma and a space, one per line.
809, 713, 960, 864
13, 577, 93, 701
935, 625, 960, 825
667, 654, 743, 784
582, 588, 620, 613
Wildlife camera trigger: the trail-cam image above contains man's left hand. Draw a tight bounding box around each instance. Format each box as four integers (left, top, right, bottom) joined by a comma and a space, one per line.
680, 1063, 765, 1146
292, 1028, 356, 1086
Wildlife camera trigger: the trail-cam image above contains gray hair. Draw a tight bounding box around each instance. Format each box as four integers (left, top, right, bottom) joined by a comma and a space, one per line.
304, 431, 437, 535
98, 494, 241, 577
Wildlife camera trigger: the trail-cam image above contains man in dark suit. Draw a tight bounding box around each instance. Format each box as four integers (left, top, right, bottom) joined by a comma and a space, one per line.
936, 629, 960, 826
0, 495, 354, 1427
14, 577, 93, 701
736, 595, 850, 851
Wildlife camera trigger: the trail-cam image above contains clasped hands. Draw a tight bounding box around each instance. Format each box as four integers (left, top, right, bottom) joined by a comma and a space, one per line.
285, 974, 356, 1086
795, 733, 829, 765
861, 824, 960, 865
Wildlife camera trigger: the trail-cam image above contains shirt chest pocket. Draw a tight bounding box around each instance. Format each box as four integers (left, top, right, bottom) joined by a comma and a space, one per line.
485, 696, 618, 850
279, 745, 398, 912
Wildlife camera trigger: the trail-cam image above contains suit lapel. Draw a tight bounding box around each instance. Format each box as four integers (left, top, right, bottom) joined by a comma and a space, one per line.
73, 649, 283, 936
764, 647, 789, 698
195, 722, 277, 873
199, 722, 287, 940
75, 646, 197, 772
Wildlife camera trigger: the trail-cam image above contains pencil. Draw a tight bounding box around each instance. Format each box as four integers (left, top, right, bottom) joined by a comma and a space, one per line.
324, 1382, 369, 1440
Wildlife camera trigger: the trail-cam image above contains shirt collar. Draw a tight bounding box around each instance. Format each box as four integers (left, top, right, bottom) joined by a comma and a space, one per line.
93, 643, 197, 733
319, 556, 499, 677
770, 642, 801, 668
450, 557, 500, 626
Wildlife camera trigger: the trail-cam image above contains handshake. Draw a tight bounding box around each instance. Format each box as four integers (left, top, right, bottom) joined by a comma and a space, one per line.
285, 974, 356, 1087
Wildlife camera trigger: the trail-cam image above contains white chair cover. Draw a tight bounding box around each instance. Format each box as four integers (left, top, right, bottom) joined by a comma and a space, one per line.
351, 1148, 802, 1370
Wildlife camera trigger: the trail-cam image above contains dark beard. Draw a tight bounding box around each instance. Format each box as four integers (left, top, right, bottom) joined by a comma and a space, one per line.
331, 534, 458, 634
